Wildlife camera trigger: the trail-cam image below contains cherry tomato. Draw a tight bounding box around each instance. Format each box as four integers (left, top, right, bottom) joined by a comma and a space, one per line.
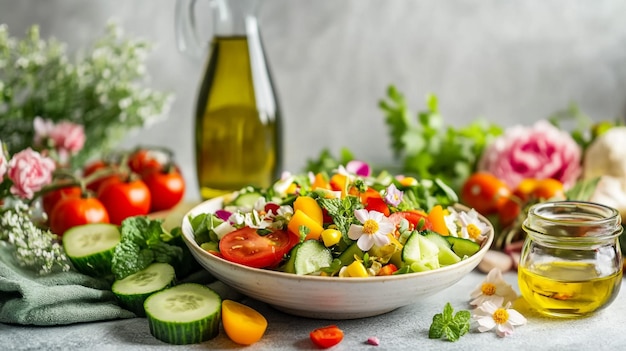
97, 179, 151, 225
221, 300, 267, 345
310, 325, 344, 349
497, 197, 522, 228
219, 227, 299, 268
128, 148, 168, 176
389, 210, 433, 231
142, 169, 185, 212
49, 196, 110, 236
364, 196, 390, 216
532, 178, 565, 200
83, 160, 120, 194
42, 184, 82, 215
461, 172, 512, 215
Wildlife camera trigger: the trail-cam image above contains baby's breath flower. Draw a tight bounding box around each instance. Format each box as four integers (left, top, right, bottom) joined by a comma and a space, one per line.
0, 205, 70, 274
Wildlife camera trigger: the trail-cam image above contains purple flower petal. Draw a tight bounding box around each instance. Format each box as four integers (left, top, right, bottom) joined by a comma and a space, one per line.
346, 160, 371, 177
215, 209, 232, 221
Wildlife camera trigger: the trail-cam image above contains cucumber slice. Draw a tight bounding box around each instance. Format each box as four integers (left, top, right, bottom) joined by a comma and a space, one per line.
283, 240, 333, 275
232, 191, 263, 207
445, 236, 481, 258
424, 232, 461, 266
62, 223, 120, 277
402, 231, 440, 271
112, 263, 176, 316
144, 283, 221, 345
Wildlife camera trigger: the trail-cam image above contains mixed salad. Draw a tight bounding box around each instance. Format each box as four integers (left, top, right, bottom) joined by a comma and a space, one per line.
189, 163, 490, 277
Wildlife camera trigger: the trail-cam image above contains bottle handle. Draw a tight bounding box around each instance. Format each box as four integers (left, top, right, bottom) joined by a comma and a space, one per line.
175, 0, 208, 59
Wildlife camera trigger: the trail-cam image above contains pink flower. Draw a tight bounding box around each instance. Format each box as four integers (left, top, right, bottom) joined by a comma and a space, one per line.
477, 120, 581, 189
33, 117, 85, 165
49, 121, 86, 163
7, 148, 56, 199
0, 142, 7, 179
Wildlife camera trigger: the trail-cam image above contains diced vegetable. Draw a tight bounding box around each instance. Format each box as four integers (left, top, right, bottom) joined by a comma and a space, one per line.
424, 232, 461, 266
320, 228, 342, 247
402, 231, 440, 271
288, 209, 324, 240
144, 283, 221, 345
310, 325, 344, 348
427, 205, 449, 235
293, 196, 323, 225
445, 236, 481, 258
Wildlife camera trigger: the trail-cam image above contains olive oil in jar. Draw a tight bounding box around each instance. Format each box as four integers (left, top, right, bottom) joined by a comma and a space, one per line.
195, 36, 281, 199
518, 261, 622, 317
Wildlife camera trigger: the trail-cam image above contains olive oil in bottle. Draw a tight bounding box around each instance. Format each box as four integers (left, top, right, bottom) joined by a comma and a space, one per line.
194, 35, 282, 199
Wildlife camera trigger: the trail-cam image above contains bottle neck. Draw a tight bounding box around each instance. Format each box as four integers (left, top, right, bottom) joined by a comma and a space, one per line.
212, 0, 259, 37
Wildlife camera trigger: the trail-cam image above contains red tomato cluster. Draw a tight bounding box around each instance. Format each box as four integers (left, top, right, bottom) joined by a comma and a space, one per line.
460, 172, 565, 227
45, 148, 186, 236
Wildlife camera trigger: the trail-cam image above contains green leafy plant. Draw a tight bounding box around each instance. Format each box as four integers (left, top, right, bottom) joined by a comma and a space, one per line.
428, 302, 471, 342
0, 22, 172, 169
379, 85, 503, 193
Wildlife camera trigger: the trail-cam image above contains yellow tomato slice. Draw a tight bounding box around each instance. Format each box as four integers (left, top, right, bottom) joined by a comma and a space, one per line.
222, 300, 268, 345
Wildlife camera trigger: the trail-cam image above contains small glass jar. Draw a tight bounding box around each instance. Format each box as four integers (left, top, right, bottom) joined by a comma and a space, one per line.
518, 201, 623, 318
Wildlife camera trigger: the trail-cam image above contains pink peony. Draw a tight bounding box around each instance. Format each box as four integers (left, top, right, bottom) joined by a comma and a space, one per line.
7, 148, 56, 199
477, 120, 581, 189
33, 117, 86, 165
0, 142, 7, 179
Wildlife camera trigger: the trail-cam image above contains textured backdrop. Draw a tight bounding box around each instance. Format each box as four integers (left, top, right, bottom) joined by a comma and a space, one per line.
1, 0, 625, 200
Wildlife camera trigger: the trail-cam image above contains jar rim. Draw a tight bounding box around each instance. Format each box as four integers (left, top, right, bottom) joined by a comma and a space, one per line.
523, 201, 623, 241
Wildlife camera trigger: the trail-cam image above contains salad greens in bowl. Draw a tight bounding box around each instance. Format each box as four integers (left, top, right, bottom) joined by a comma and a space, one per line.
181, 165, 494, 319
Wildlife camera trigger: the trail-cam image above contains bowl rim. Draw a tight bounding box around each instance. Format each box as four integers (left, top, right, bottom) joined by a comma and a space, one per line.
181, 196, 494, 282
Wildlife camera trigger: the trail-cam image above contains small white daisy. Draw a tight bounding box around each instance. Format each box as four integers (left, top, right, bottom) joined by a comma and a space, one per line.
348, 209, 394, 251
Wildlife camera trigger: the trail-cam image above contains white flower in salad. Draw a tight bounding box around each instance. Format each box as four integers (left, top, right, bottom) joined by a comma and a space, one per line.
470, 268, 518, 307
445, 208, 488, 242
472, 301, 527, 337
348, 209, 394, 251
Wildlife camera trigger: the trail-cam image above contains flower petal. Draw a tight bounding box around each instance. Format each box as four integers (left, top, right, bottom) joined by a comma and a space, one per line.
348, 224, 364, 240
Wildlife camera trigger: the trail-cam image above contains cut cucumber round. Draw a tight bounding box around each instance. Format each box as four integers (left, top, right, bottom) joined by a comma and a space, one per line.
424, 231, 461, 266
402, 231, 440, 272
283, 240, 333, 275
112, 263, 176, 317
144, 283, 221, 345
62, 223, 121, 277
445, 236, 481, 258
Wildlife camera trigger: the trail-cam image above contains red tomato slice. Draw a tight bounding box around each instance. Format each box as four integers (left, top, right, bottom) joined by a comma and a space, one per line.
364, 196, 390, 216
389, 211, 433, 232
310, 325, 344, 349
219, 227, 299, 268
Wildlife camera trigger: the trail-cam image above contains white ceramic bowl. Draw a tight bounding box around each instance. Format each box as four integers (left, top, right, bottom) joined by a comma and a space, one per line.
181, 197, 494, 319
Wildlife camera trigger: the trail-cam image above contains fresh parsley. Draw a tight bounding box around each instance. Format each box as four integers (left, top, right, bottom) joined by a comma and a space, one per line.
428, 302, 471, 342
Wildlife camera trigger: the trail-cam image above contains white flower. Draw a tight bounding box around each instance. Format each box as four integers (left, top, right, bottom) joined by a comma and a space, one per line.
348, 209, 394, 251
458, 209, 489, 242
470, 268, 518, 307
473, 301, 527, 337
444, 208, 459, 237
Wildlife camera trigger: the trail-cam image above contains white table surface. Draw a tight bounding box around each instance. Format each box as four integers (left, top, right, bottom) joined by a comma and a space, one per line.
2, 269, 625, 351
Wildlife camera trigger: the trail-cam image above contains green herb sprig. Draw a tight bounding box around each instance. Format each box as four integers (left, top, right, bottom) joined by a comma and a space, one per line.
428, 302, 471, 342
379, 85, 503, 193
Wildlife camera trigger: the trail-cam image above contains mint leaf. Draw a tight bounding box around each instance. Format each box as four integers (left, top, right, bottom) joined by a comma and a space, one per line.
428, 303, 470, 342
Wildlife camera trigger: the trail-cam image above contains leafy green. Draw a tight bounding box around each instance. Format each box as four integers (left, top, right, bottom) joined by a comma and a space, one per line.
111, 216, 183, 280
305, 147, 355, 174
379, 85, 502, 193
428, 303, 471, 342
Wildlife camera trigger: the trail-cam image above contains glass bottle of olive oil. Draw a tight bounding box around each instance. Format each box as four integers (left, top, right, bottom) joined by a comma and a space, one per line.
176, 0, 282, 199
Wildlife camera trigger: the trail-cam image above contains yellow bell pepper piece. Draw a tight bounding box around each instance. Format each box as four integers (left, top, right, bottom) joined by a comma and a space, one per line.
288, 209, 324, 240
293, 196, 323, 225
346, 260, 368, 277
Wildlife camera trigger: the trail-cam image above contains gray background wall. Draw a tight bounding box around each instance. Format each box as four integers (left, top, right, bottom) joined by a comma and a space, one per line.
2, 0, 625, 201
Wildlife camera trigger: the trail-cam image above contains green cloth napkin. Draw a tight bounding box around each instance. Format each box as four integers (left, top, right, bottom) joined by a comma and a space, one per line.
0, 245, 135, 326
